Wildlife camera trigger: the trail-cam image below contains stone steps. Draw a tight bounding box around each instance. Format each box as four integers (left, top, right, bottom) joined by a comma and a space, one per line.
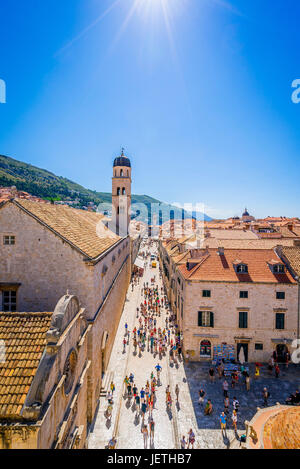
100, 371, 114, 397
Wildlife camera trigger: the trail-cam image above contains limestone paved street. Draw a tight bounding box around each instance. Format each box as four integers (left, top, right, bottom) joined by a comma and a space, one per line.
89, 242, 178, 449
88, 241, 235, 449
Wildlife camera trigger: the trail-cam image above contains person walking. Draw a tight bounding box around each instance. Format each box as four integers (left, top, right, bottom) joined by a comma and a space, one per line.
275, 363, 280, 379
187, 429, 195, 449
204, 399, 213, 415
220, 411, 227, 433
232, 409, 237, 433
224, 396, 230, 415
142, 424, 149, 449
141, 401, 147, 425
155, 363, 162, 381
180, 435, 187, 449
245, 374, 250, 391
209, 367, 215, 383
149, 418, 155, 446
198, 389, 205, 406
135, 393, 140, 413
233, 397, 239, 413
110, 381, 115, 395
175, 384, 180, 403
223, 380, 229, 398
263, 387, 270, 407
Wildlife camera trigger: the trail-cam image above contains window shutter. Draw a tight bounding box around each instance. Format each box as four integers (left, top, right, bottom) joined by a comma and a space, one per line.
276, 313, 285, 330
210, 312, 214, 328
239, 311, 247, 328
198, 312, 203, 327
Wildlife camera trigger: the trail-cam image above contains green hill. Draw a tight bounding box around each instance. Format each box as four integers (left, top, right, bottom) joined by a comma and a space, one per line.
0, 154, 211, 221
0, 154, 160, 208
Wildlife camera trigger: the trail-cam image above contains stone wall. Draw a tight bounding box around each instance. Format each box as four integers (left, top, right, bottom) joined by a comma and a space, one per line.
87, 255, 131, 422
182, 281, 298, 362
0, 203, 129, 319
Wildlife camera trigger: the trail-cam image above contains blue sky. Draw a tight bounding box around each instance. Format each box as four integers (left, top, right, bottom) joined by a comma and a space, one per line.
0, 0, 300, 218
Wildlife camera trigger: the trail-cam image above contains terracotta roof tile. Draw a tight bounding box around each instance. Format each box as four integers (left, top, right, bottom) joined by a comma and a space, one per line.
281, 247, 300, 277
4, 199, 120, 261
178, 248, 296, 284
0, 312, 52, 419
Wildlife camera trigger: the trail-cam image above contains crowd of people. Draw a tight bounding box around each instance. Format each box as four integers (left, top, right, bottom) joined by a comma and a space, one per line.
105, 239, 299, 450
106, 239, 196, 449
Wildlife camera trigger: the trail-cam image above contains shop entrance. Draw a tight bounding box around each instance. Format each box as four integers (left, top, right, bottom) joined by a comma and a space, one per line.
237, 342, 248, 362
276, 344, 288, 363
200, 340, 211, 358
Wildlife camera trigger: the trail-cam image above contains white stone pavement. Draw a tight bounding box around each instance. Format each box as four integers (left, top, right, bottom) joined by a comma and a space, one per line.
88, 241, 236, 449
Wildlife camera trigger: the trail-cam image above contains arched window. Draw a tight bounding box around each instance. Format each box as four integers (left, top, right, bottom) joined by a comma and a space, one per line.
117, 187, 121, 196
117, 206, 120, 215
120, 169, 123, 177
127, 170, 129, 177
122, 187, 126, 195
200, 340, 211, 358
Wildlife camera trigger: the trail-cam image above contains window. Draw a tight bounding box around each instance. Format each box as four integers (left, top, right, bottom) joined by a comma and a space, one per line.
198, 311, 214, 328
117, 187, 121, 196
122, 188, 126, 195
255, 343, 263, 350
273, 264, 285, 274
200, 340, 211, 357
276, 313, 285, 330
276, 292, 285, 300
2, 291, 17, 312
236, 264, 248, 273
239, 311, 248, 329
240, 291, 248, 299
3, 235, 15, 245
202, 290, 211, 298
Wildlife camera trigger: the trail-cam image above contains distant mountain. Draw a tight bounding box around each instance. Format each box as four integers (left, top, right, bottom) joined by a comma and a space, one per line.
0, 154, 211, 221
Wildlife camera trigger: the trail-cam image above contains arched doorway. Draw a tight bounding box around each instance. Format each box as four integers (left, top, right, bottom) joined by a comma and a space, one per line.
237, 343, 248, 362
101, 331, 109, 377
276, 344, 288, 363
200, 340, 211, 358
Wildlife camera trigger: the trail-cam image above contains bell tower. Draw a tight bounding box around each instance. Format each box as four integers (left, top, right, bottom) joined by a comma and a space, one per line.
112, 148, 132, 236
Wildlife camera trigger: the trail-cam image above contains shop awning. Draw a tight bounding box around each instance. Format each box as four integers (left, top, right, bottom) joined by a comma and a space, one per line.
193, 334, 219, 338
271, 338, 293, 344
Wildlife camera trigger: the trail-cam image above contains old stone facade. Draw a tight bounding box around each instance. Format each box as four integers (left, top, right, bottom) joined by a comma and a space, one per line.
178, 280, 297, 363
0, 295, 90, 449
0, 198, 132, 448
159, 240, 298, 363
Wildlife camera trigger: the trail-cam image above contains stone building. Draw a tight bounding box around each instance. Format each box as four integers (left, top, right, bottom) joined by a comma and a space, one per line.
0, 294, 92, 449
0, 195, 132, 448
160, 241, 298, 362
112, 149, 132, 236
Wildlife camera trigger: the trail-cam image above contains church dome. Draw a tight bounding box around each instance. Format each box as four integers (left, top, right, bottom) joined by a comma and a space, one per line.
243, 208, 250, 217
113, 150, 131, 168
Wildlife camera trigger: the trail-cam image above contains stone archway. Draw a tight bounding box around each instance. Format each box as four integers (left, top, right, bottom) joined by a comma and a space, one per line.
101, 331, 109, 377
